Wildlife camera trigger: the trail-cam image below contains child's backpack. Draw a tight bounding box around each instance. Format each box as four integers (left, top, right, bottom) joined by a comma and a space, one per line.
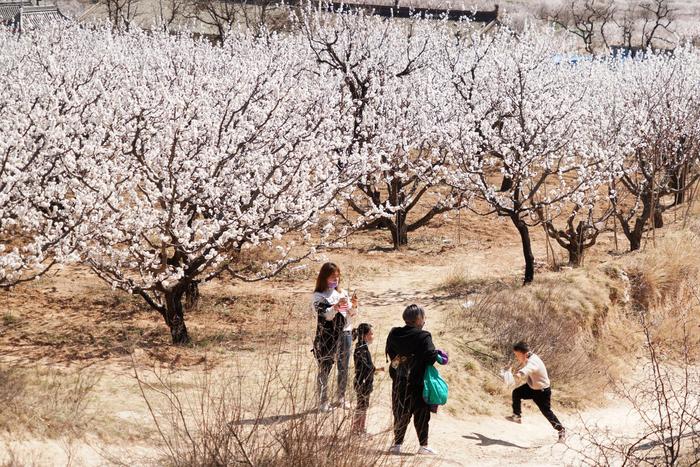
423, 365, 448, 405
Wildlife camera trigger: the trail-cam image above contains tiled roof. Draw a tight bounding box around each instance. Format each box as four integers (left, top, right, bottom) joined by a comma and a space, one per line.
0, 2, 31, 24
20, 5, 66, 29
0, 3, 66, 31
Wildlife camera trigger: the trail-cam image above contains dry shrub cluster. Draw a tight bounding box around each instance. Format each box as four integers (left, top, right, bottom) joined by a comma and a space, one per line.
0, 364, 99, 436
456, 269, 617, 407
129, 348, 394, 467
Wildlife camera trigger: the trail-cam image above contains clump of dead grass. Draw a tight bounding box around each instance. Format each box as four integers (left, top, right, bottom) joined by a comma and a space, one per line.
133, 348, 393, 467
622, 231, 700, 359
437, 268, 515, 296
447, 267, 627, 408
0, 364, 99, 437
625, 230, 700, 312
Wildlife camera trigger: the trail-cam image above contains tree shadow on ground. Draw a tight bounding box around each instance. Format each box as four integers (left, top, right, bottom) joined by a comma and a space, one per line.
233, 409, 318, 426
463, 433, 528, 449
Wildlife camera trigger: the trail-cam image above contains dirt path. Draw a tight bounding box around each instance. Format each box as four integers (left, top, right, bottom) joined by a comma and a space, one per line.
346, 248, 641, 466
1, 244, 645, 466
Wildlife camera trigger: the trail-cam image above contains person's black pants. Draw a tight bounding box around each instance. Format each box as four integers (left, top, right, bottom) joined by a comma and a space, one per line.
316, 356, 334, 405
356, 392, 370, 412
392, 381, 430, 446
512, 385, 564, 432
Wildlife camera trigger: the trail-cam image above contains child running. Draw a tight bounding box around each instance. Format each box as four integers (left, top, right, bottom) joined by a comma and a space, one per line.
352, 323, 384, 434
505, 341, 566, 443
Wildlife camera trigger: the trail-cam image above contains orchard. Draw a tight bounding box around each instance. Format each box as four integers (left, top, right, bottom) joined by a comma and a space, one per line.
2, 10, 699, 342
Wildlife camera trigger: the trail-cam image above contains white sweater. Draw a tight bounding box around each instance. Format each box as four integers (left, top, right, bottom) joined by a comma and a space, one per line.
516, 353, 551, 390
311, 289, 355, 332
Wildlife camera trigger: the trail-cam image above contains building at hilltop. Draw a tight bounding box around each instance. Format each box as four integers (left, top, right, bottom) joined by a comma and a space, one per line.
0, 0, 66, 32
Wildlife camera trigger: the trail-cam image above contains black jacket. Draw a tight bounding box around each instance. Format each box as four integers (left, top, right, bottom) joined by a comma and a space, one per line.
312, 293, 345, 362
354, 343, 374, 396
385, 325, 438, 388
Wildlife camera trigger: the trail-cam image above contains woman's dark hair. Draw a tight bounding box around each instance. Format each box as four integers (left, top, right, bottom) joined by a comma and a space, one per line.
402, 304, 425, 325
513, 341, 530, 353
353, 323, 372, 344
314, 262, 340, 293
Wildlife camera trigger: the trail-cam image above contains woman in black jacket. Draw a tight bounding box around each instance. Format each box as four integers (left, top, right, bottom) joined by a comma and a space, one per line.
385, 304, 442, 455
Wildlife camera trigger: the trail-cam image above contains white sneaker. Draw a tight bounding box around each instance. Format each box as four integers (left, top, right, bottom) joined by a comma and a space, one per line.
558, 429, 567, 443
319, 402, 331, 413
388, 444, 402, 455
505, 414, 522, 424
418, 446, 437, 455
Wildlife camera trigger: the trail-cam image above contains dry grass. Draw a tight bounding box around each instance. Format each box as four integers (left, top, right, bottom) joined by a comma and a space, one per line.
0, 193, 698, 464
622, 230, 700, 360
438, 266, 521, 297
454, 268, 617, 407
443, 227, 700, 414
0, 364, 99, 437
625, 230, 700, 312
0, 272, 310, 364
128, 348, 396, 467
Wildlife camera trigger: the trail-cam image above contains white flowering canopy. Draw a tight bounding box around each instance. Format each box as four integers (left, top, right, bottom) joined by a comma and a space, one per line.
2, 16, 700, 334
439, 28, 615, 218
0, 25, 348, 341
0, 28, 115, 287
302, 11, 462, 247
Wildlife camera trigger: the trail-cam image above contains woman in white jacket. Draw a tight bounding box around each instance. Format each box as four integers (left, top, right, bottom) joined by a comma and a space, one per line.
311, 262, 358, 411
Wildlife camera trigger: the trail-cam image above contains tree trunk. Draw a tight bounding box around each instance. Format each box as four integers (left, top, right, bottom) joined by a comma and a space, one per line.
622, 192, 653, 252
653, 208, 664, 229
391, 210, 408, 249
165, 289, 190, 345
629, 233, 642, 252
185, 281, 200, 311
511, 215, 535, 284
568, 243, 583, 267
673, 167, 687, 206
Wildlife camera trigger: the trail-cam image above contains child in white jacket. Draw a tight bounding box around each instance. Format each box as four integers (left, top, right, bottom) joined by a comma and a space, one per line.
505, 341, 566, 443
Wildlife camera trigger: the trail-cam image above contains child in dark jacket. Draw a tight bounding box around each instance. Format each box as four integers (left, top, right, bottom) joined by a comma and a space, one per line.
352, 323, 384, 434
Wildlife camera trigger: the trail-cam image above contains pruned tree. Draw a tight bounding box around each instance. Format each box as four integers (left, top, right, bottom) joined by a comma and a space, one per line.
86, 30, 348, 344
538, 66, 625, 267
606, 48, 700, 251
540, 203, 613, 267
441, 28, 602, 283
189, 0, 242, 41
154, 0, 192, 32
615, 0, 677, 52
99, 0, 142, 31
6, 25, 350, 343
301, 10, 462, 249
542, 0, 616, 53
638, 0, 677, 51
191, 0, 286, 41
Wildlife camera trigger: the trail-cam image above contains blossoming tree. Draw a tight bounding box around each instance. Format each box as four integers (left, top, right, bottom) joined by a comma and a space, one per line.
302, 11, 462, 249
440, 29, 606, 282
2, 25, 349, 343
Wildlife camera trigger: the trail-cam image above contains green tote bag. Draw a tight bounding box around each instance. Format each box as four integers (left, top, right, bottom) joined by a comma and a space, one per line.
423, 365, 448, 405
